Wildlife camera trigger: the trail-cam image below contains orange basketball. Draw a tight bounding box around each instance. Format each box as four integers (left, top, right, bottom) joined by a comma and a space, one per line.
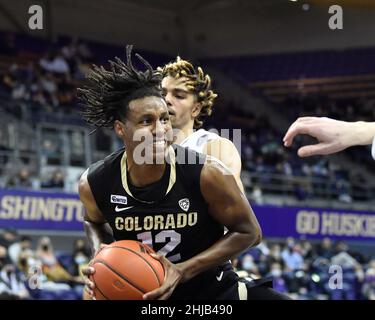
90, 240, 164, 300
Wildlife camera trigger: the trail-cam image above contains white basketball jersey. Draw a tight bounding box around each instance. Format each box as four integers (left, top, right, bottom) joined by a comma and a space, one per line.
180, 129, 220, 153
181, 129, 230, 235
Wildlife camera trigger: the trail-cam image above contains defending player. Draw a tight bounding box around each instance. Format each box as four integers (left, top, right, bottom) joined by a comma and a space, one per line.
159, 58, 244, 192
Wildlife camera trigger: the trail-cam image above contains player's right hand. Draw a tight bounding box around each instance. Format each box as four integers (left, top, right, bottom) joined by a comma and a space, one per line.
82, 244, 109, 300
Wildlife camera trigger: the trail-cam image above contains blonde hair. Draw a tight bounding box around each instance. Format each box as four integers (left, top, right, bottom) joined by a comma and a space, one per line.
158, 57, 218, 128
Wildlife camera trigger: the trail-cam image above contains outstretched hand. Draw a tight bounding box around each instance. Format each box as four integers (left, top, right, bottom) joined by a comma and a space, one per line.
283, 117, 357, 157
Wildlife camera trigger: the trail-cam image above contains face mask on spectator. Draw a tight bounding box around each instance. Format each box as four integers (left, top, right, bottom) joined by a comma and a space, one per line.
271, 269, 282, 278
242, 261, 254, 271
75, 255, 87, 265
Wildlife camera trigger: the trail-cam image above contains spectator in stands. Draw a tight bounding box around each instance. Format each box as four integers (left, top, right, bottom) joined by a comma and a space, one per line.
0, 229, 18, 249
362, 260, 375, 300
268, 243, 284, 266
17, 246, 39, 276
73, 239, 90, 257
250, 185, 264, 205
238, 254, 261, 280
8, 236, 33, 265
268, 262, 288, 294
281, 243, 304, 271
335, 179, 352, 203
331, 241, 359, 269
0, 245, 10, 270
293, 181, 310, 201
0, 244, 29, 299
5, 168, 33, 189
61, 39, 79, 75
76, 41, 94, 64
257, 240, 271, 257
71, 251, 89, 278
3, 63, 30, 104
39, 49, 70, 75
36, 237, 74, 283
311, 159, 329, 178
41, 170, 65, 190
299, 238, 315, 260
0, 263, 29, 300
317, 237, 334, 259
40, 72, 59, 108
18, 248, 79, 300
70, 239, 90, 279
2, 64, 30, 111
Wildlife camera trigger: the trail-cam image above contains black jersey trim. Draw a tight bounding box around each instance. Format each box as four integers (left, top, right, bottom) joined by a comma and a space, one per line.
120, 146, 176, 203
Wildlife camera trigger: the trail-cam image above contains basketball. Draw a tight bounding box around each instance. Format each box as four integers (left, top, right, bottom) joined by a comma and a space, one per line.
90, 240, 164, 300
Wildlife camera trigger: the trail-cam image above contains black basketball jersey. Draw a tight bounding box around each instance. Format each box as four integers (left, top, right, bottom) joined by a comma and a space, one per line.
87, 144, 224, 265
86, 144, 273, 300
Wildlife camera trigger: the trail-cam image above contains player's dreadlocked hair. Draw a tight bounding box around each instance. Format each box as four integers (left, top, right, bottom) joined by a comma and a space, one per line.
77, 45, 162, 131
158, 57, 218, 129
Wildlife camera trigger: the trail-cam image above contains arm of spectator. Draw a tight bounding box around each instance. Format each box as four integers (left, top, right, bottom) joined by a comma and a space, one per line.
283, 117, 375, 157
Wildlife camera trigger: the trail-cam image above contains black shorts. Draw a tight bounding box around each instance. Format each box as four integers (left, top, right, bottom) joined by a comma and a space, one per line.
170, 263, 291, 300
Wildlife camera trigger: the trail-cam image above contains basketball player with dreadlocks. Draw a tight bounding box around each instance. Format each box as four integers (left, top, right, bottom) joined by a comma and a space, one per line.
159, 58, 244, 191
78, 46, 289, 300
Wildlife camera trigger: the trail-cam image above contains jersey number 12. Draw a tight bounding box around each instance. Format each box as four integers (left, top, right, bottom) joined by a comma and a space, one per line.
137, 230, 181, 262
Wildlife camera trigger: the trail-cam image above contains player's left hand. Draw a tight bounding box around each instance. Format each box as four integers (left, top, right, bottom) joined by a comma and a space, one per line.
143, 253, 183, 300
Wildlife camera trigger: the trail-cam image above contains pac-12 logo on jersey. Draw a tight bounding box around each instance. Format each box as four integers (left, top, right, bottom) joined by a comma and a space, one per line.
111, 194, 127, 205
178, 198, 190, 212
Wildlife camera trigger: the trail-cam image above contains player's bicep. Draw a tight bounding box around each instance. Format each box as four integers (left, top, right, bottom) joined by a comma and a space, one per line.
200, 158, 260, 235
78, 169, 106, 224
